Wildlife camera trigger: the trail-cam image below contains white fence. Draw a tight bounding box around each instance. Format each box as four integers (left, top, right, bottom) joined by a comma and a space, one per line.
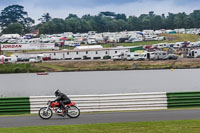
30, 92, 168, 114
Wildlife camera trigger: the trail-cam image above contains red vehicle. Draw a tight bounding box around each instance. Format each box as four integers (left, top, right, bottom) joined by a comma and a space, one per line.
36, 72, 48, 75
39, 101, 80, 120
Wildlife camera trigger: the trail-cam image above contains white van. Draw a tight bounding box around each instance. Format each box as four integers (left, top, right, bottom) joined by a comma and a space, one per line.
29, 54, 44, 63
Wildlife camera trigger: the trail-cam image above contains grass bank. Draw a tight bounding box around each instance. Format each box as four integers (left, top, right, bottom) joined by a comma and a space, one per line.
30, 59, 200, 72
0, 64, 41, 73
1, 59, 200, 73
102, 34, 200, 48
1, 120, 200, 133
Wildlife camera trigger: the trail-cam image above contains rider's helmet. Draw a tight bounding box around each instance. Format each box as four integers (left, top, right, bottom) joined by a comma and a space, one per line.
54, 89, 61, 97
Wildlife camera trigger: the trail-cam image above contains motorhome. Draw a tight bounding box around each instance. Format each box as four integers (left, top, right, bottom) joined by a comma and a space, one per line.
87, 38, 97, 45
187, 49, 200, 58
0, 55, 17, 64
125, 37, 143, 43
187, 42, 200, 48
146, 52, 156, 60
126, 50, 147, 61
157, 43, 169, 49
64, 41, 80, 47
126, 52, 147, 61
173, 42, 183, 48
153, 51, 168, 60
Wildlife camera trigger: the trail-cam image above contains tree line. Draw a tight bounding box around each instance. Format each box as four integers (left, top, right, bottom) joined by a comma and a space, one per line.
1, 5, 200, 35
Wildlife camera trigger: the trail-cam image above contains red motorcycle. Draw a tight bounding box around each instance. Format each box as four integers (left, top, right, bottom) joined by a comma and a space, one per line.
39, 101, 80, 120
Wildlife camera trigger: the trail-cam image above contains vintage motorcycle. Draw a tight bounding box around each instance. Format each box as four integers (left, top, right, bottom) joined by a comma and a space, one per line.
39, 100, 80, 120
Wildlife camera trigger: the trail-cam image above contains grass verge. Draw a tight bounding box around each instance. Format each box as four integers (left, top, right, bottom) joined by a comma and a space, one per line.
1, 59, 200, 73
1, 120, 200, 133
0, 63, 44, 73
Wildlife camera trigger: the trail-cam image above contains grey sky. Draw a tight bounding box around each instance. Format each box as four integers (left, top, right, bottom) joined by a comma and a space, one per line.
0, 0, 199, 23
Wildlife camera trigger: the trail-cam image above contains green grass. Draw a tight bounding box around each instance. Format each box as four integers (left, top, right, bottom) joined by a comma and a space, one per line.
0, 64, 31, 73
172, 34, 200, 42
1, 120, 200, 133
0, 63, 45, 73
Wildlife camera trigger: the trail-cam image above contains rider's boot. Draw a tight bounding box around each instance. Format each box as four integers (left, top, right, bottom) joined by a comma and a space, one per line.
61, 107, 67, 117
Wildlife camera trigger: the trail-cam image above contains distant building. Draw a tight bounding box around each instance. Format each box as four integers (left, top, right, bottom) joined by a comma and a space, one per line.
32, 30, 39, 35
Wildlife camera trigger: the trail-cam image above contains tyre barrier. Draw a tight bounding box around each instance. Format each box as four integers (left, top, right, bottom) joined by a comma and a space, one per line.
0, 97, 30, 115
1, 91, 200, 115
167, 91, 200, 108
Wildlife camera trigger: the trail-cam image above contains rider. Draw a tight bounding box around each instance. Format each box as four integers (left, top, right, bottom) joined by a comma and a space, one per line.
54, 89, 71, 113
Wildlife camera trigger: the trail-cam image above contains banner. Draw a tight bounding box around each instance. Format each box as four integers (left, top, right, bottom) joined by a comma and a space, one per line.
1, 43, 55, 51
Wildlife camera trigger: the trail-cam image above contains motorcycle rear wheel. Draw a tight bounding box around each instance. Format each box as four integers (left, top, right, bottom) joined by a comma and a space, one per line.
67, 106, 80, 118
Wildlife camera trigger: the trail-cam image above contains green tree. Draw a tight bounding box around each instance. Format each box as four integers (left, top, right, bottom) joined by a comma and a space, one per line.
139, 14, 151, 29
38, 13, 52, 23
81, 20, 93, 32
103, 17, 117, 32
35, 10, 200, 34
165, 13, 175, 29
0, 5, 34, 33
66, 14, 78, 19
115, 14, 127, 21
152, 15, 164, 30
0, 5, 26, 27
190, 10, 200, 28
3, 23, 23, 34
24, 17, 35, 33
127, 16, 142, 31
184, 16, 193, 29
65, 17, 82, 33
173, 12, 187, 28
117, 19, 128, 31
52, 18, 65, 33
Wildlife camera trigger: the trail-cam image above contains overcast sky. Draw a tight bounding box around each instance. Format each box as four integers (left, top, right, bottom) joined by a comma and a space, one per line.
0, 0, 200, 23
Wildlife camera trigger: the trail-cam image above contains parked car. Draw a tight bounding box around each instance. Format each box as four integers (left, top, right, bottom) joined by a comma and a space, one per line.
112, 53, 127, 61
163, 54, 178, 60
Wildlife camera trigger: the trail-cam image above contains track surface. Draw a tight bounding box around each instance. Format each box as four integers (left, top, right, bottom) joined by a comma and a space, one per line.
1, 109, 200, 128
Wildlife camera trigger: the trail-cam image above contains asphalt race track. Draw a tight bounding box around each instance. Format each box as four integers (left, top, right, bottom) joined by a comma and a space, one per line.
1, 109, 200, 128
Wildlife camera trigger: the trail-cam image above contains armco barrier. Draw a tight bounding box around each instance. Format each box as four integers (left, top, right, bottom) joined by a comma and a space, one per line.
167, 91, 200, 108
30, 92, 168, 114
6, 91, 200, 115
0, 97, 30, 115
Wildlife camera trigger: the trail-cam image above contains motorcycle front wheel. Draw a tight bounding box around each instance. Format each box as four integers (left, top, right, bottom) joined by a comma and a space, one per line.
67, 106, 80, 118
38, 107, 53, 120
